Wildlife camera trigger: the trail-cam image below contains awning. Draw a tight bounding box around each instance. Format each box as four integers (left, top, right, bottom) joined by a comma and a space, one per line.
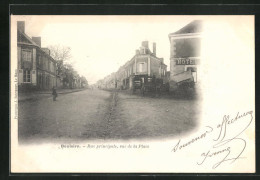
172, 71, 193, 83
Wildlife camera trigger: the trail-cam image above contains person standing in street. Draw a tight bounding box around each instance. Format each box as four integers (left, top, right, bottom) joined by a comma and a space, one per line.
52, 86, 58, 101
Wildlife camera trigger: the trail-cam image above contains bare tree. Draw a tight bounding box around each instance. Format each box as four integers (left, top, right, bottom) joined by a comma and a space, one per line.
48, 45, 73, 87
48, 45, 88, 89
48, 45, 72, 63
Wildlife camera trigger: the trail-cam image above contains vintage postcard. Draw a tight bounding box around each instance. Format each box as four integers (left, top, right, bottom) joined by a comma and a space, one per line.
10, 15, 255, 173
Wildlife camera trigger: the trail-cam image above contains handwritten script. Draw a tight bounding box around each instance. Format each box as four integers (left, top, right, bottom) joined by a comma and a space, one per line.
172, 110, 253, 169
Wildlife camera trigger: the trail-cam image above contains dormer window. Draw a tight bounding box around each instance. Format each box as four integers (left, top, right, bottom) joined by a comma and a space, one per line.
140, 47, 146, 55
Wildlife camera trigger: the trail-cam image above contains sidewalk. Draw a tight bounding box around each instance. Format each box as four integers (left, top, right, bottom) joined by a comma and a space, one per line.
18, 88, 86, 102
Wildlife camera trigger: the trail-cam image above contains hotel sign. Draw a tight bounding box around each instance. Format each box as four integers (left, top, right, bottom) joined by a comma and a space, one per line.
175, 58, 198, 65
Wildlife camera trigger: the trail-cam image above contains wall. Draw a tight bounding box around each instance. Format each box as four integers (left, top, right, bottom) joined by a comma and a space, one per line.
173, 38, 201, 58
169, 35, 201, 92
125, 62, 134, 78
150, 56, 160, 77
32, 48, 37, 85
170, 38, 200, 76
17, 45, 37, 87
36, 49, 57, 89
56, 78, 63, 88
170, 60, 185, 77
136, 56, 148, 74
17, 46, 22, 85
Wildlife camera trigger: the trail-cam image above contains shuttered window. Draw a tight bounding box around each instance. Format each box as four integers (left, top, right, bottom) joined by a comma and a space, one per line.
22, 50, 32, 69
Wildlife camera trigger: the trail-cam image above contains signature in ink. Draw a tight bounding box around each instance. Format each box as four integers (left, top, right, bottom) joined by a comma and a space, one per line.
197, 110, 253, 169
172, 126, 213, 153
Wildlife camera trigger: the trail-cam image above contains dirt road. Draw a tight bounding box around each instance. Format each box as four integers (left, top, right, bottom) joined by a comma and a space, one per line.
18, 89, 200, 143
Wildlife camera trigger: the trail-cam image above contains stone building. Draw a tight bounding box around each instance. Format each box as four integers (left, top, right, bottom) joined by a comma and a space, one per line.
97, 72, 116, 89
17, 21, 58, 90
116, 41, 167, 90
168, 20, 202, 91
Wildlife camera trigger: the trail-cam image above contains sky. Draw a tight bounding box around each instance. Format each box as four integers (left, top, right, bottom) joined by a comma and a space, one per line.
12, 15, 254, 85
12, 15, 199, 84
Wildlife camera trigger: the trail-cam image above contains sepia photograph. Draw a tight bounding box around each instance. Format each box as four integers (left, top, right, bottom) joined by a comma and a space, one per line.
10, 15, 255, 173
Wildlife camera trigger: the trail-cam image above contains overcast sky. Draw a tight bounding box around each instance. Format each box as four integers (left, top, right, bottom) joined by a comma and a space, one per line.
12, 15, 199, 84
12, 15, 254, 85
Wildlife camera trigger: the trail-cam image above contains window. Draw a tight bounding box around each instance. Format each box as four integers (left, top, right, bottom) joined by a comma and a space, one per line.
50, 61, 53, 73
46, 75, 49, 88
186, 67, 196, 72
38, 71, 42, 87
161, 69, 164, 76
23, 70, 31, 83
22, 50, 32, 62
48, 61, 51, 71
186, 67, 197, 83
139, 63, 144, 72
45, 58, 48, 70
52, 62, 55, 73
22, 50, 32, 69
39, 55, 43, 68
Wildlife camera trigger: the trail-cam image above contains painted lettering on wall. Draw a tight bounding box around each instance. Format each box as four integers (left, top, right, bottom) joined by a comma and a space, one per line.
176, 58, 197, 65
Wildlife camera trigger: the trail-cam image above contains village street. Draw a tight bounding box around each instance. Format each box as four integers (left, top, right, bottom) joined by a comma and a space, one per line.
19, 89, 200, 143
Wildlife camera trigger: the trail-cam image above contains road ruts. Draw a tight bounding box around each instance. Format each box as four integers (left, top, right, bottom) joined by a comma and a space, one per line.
102, 90, 118, 139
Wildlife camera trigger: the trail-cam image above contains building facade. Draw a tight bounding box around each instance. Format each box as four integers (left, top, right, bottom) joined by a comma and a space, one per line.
17, 21, 58, 90
115, 41, 167, 90
168, 20, 202, 91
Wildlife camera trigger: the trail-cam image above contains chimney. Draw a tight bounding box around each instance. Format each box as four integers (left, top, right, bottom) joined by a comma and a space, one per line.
135, 49, 140, 55
42, 48, 50, 55
32, 37, 41, 47
17, 21, 25, 33
153, 42, 156, 56
141, 41, 149, 49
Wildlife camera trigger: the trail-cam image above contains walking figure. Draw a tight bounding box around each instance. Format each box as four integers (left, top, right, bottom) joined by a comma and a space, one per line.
52, 86, 58, 101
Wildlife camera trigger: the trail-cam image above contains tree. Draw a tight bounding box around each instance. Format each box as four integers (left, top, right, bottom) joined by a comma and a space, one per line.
48, 45, 72, 63
63, 64, 74, 89
80, 76, 88, 88
48, 45, 87, 89
48, 45, 72, 76
48, 45, 72, 87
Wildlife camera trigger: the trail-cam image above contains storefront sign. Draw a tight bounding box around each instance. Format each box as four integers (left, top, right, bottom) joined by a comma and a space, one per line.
176, 58, 197, 65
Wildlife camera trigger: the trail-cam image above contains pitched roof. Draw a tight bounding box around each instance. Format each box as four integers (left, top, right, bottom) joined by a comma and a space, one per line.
169, 20, 203, 36
18, 30, 56, 62
18, 30, 39, 47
